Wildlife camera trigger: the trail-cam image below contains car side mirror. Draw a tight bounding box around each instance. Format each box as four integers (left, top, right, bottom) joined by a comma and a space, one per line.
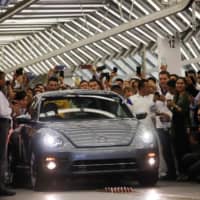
135, 112, 147, 120
15, 114, 34, 125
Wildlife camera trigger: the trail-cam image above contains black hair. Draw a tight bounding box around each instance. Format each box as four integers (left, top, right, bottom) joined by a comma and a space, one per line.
15, 68, 23, 76
15, 90, 26, 101
147, 76, 157, 83
167, 79, 176, 88
48, 76, 59, 83
138, 79, 148, 90
159, 70, 170, 78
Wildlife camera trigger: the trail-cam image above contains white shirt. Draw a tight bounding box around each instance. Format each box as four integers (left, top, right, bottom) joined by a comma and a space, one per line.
129, 94, 154, 115
0, 91, 12, 119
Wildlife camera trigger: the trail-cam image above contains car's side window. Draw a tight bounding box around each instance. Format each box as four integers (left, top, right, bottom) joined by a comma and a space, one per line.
29, 97, 39, 120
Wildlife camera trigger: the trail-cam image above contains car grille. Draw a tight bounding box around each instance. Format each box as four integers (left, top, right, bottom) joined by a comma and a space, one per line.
71, 158, 137, 172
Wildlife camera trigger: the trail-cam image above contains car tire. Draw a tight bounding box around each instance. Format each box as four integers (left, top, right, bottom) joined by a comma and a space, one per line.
138, 171, 158, 187
30, 153, 47, 191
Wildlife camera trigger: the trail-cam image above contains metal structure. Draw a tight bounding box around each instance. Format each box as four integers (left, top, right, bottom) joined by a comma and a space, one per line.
0, 0, 199, 79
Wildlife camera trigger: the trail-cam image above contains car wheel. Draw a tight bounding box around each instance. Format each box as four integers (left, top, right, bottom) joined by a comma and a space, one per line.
138, 171, 158, 187
30, 153, 47, 191
7, 151, 22, 187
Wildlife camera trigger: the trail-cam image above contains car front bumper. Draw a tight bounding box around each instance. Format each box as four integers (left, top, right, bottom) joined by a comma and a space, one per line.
36, 147, 159, 177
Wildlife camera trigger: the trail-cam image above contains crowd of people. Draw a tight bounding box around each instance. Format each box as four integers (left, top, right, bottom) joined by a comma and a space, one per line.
0, 64, 200, 196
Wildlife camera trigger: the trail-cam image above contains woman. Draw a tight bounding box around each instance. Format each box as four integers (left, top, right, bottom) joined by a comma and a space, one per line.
167, 77, 190, 177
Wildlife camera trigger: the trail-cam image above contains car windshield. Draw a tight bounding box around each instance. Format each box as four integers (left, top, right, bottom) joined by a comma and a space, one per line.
39, 95, 133, 121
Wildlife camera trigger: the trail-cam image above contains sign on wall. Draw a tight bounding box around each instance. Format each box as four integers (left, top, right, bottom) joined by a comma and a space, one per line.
157, 36, 183, 75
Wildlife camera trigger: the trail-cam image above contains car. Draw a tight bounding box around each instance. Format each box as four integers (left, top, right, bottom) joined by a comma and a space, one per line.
7, 89, 159, 190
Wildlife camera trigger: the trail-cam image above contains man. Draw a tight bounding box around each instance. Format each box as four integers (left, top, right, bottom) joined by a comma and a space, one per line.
154, 71, 176, 180
129, 79, 154, 115
0, 71, 16, 196
46, 77, 59, 91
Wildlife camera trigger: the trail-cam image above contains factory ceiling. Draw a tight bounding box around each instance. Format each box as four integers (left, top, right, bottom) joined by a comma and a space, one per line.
0, 0, 199, 80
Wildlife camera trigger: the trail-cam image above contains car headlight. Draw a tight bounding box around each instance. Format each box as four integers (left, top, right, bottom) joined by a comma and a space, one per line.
131, 125, 156, 149
43, 134, 64, 148
38, 128, 66, 148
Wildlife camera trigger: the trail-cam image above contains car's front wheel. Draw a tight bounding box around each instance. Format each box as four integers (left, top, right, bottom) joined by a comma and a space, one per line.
138, 171, 158, 187
30, 153, 47, 191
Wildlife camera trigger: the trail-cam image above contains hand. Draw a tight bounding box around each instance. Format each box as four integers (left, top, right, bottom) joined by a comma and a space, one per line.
159, 113, 170, 122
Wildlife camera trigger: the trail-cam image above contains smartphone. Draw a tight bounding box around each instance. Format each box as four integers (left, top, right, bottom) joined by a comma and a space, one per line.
55, 65, 65, 71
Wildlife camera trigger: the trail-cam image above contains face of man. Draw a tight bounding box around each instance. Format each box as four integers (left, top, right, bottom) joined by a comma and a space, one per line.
79, 82, 89, 89
47, 80, 59, 91
0, 73, 5, 87
89, 81, 101, 90
159, 74, 169, 89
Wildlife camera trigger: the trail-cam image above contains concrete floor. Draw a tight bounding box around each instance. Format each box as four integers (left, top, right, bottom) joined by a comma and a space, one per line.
1, 181, 200, 200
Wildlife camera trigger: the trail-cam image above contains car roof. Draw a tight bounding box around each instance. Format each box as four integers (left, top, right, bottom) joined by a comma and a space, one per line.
36, 89, 122, 99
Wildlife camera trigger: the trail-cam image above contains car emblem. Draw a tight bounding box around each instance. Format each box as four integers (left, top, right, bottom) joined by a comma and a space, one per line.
96, 136, 107, 143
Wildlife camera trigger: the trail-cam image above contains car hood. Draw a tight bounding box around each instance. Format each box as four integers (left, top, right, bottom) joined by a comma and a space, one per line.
45, 119, 138, 148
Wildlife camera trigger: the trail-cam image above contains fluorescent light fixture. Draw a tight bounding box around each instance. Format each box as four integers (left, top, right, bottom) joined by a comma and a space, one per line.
192, 37, 200, 51
96, 11, 118, 27
186, 42, 198, 57
165, 16, 182, 32
126, 31, 148, 45
93, 43, 110, 55
61, 25, 79, 41
64, 52, 79, 66
51, 28, 71, 44
43, 30, 60, 49
111, 0, 138, 19
85, 45, 103, 57
35, 63, 46, 73
71, 21, 94, 36
38, 32, 53, 51
77, 48, 94, 60
21, 9, 97, 13
44, 59, 54, 68
13, 13, 87, 18
101, 39, 120, 52
0, 35, 24, 41
145, 24, 163, 38
23, 38, 39, 58
134, 1, 149, 15
69, 51, 86, 63
79, 18, 103, 33
161, 0, 169, 4
155, 20, 173, 35
177, 13, 191, 26
180, 47, 189, 59
87, 15, 110, 30
135, 27, 156, 41
6, 45, 24, 63
110, 36, 129, 49
147, 0, 160, 11
64, 23, 86, 39
118, 34, 137, 47
191, 64, 198, 71
30, 4, 106, 8
4, 18, 72, 24
30, 35, 48, 54
40, 61, 50, 71
35, 32, 53, 52
45, 30, 64, 47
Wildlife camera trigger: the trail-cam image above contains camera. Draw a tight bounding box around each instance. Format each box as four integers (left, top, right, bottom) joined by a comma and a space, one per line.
136, 66, 141, 76
100, 72, 110, 81
80, 64, 93, 69
15, 68, 23, 76
54, 65, 65, 72
154, 92, 160, 97
96, 65, 106, 72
